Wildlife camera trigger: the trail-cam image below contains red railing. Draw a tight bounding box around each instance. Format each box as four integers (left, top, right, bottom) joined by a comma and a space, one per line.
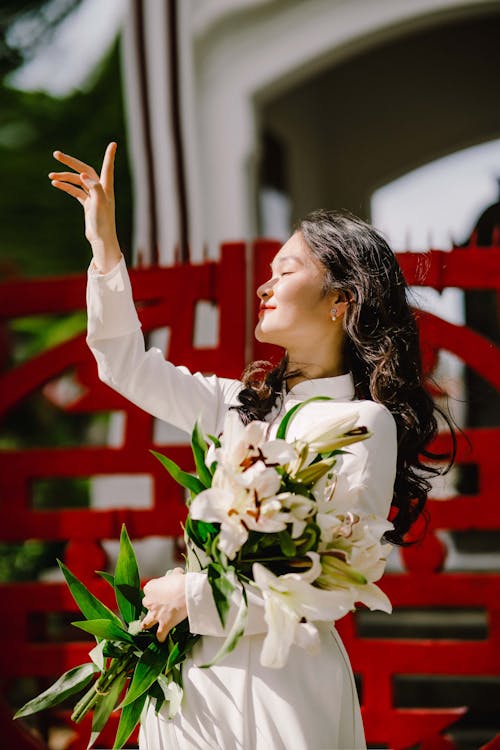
1, 240, 499, 748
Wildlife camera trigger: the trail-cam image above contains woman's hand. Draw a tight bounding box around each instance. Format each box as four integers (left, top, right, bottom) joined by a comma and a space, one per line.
141, 568, 188, 643
49, 142, 121, 274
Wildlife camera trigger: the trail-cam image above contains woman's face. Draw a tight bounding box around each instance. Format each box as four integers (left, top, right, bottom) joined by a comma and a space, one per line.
255, 232, 336, 352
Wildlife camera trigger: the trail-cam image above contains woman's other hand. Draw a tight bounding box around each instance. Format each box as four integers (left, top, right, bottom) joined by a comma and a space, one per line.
141, 568, 188, 642
49, 142, 121, 274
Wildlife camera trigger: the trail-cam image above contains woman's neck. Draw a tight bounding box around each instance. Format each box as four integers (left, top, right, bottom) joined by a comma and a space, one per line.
285, 361, 347, 392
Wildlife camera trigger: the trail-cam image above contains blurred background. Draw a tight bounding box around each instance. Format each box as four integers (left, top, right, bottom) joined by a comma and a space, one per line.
1, 0, 500, 748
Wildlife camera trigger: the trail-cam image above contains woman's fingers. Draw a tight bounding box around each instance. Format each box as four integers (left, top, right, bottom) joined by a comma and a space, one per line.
53, 150, 99, 180
49, 171, 86, 186
141, 611, 158, 630
51, 179, 87, 204
100, 142, 117, 195
156, 622, 169, 643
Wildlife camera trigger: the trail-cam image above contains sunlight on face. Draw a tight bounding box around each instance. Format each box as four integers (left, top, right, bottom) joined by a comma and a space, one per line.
255, 232, 334, 354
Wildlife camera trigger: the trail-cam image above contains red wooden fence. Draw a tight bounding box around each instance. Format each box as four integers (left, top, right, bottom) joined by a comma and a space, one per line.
1, 240, 499, 748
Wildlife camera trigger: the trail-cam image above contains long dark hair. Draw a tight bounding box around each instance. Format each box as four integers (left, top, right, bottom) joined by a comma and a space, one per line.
235, 208, 456, 545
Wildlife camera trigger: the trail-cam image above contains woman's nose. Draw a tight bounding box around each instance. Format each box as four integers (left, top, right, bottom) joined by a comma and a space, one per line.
257, 280, 274, 300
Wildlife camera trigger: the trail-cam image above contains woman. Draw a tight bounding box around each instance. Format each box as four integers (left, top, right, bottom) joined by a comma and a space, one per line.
49, 143, 448, 749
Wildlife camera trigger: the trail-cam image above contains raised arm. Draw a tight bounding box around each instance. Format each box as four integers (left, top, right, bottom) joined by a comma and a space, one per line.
50, 144, 240, 435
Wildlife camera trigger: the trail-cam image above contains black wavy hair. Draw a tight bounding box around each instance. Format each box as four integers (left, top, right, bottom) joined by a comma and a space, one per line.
235, 208, 456, 545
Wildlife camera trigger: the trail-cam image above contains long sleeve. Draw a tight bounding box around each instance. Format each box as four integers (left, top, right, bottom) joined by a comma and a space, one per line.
86, 256, 261, 635
332, 400, 397, 520
86, 255, 240, 436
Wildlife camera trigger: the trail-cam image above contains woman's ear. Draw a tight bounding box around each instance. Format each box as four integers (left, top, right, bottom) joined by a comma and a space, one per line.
329, 291, 353, 320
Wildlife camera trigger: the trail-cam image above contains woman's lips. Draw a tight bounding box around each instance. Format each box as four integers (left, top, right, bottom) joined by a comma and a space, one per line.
258, 306, 276, 316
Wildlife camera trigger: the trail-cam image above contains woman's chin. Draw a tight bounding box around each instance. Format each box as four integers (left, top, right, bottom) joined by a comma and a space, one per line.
254, 325, 283, 346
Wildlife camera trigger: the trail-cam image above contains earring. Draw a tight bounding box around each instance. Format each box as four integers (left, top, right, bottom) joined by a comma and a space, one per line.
330, 307, 337, 321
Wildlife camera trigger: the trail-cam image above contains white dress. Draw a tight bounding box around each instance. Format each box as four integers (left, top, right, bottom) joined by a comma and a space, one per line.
86, 257, 398, 750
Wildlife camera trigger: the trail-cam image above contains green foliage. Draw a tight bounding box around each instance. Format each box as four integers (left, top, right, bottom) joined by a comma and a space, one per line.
0, 1, 83, 80
0, 40, 132, 278
71, 619, 133, 643
0, 17, 132, 584
122, 641, 170, 706
278, 530, 296, 557
15, 525, 200, 748
0, 539, 64, 582
275, 395, 332, 439
58, 559, 125, 628
112, 693, 148, 750
191, 421, 213, 488
89, 671, 127, 749
207, 562, 236, 627
114, 525, 141, 622
150, 449, 206, 497
200, 589, 248, 669
14, 662, 98, 719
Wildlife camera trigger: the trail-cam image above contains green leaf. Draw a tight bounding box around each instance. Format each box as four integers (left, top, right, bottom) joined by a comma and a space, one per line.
200, 587, 248, 668
184, 517, 218, 551
207, 433, 221, 449
295, 523, 321, 554
113, 692, 148, 749
96, 570, 115, 587
114, 525, 141, 623
122, 641, 169, 706
72, 619, 133, 643
276, 396, 332, 440
191, 421, 213, 488
165, 640, 182, 673
147, 679, 165, 714
150, 450, 205, 495
88, 671, 127, 749
165, 628, 201, 672
116, 583, 145, 615
14, 663, 98, 719
207, 563, 235, 628
58, 560, 123, 628
278, 530, 297, 557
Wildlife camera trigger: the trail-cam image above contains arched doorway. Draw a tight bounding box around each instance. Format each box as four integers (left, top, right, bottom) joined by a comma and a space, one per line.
256, 11, 500, 233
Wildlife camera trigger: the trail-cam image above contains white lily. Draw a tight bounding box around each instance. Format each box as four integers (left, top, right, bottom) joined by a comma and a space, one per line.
238, 461, 281, 497
354, 582, 392, 613
157, 674, 183, 718
349, 538, 393, 583
189, 483, 250, 559
316, 541, 393, 615
216, 410, 298, 474
278, 492, 316, 538
293, 412, 371, 454
260, 439, 298, 467
190, 463, 289, 559
252, 552, 355, 668
216, 410, 268, 469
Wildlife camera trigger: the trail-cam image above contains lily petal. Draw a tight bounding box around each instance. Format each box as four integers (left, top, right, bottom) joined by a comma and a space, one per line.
355, 582, 392, 613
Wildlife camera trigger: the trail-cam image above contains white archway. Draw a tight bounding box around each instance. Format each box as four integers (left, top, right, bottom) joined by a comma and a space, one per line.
192, 0, 500, 256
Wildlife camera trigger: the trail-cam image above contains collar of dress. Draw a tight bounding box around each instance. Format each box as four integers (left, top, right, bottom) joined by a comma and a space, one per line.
285, 371, 355, 402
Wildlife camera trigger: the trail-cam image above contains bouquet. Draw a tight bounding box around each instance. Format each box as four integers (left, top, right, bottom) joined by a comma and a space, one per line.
15, 396, 393, 748
14, 525, 200, 748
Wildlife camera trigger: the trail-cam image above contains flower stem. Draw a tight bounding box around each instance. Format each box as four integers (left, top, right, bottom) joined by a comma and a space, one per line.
71, 652, 135, 724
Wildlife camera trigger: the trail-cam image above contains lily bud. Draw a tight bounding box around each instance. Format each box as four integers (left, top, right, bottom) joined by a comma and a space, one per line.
294, 456, 337, 486
316, 552, 367, 588
298, 412, 371, 454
